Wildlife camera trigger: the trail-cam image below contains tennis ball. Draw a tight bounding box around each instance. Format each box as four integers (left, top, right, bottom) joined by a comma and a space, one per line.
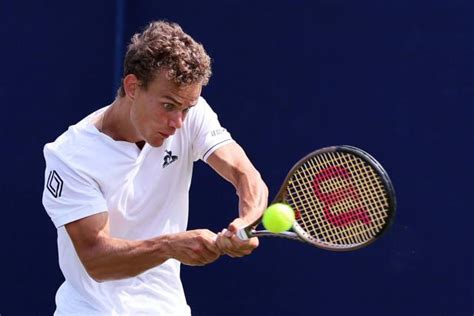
262, 203, 295, 233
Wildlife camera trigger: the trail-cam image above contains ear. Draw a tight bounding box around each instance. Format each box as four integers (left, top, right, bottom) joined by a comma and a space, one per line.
123, 74, 139, 100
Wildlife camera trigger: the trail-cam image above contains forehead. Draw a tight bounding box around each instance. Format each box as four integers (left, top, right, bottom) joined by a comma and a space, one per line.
148, 70, 202, 105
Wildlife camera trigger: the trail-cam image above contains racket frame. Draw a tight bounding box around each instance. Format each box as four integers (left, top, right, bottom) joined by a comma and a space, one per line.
237, 145, 397, 251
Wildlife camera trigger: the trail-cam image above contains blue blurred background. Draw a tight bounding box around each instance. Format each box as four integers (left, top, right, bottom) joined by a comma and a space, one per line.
1, 0, 472, 315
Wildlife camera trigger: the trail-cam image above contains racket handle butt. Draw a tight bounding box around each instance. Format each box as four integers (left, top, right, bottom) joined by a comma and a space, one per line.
236, 228, 250, 240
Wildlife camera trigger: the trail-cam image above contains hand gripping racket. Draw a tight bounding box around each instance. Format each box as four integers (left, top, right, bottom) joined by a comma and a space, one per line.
236, 145, 396, 251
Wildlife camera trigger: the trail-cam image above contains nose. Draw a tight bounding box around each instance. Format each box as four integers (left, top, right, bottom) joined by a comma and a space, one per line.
168, 111, 183, 129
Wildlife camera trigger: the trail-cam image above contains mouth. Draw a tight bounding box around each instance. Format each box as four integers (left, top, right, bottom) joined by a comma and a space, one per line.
158, 131, 175, 139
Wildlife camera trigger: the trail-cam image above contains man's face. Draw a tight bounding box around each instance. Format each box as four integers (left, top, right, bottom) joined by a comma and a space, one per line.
130, 70, 202, 147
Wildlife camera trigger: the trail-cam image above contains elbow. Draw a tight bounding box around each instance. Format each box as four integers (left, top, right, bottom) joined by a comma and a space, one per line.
80, 251, 117, 283
82, 259, 107, 283
83, 258, 140, 283
84, 266, 125, 283
89, 274, 106, 283
88, 271, 110, 283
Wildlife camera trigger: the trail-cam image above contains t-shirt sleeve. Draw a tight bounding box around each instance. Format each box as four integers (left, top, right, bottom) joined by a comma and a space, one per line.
190, 97, 234, 162
42, 146, 108, 228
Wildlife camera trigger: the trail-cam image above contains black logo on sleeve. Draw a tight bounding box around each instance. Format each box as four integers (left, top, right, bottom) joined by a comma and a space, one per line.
47, 170, 63, 198
162, 150, 178, 168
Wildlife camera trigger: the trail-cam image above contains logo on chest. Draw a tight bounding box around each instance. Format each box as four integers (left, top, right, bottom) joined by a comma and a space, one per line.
163, 150, 178, 168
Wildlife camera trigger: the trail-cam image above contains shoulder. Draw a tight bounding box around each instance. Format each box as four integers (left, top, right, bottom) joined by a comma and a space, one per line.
187, 96, 212, 117
44, 126, 94, 162
184, 96, 220, 128
43, 108, 106, 170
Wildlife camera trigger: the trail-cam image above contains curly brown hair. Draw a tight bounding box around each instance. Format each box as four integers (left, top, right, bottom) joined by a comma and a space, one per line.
118, 21, 212, 97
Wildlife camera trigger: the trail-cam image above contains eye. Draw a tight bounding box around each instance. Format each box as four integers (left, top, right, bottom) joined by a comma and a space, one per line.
163, 103, 175, 111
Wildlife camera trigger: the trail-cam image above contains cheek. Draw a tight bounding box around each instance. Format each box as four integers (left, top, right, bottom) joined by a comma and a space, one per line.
152, 108, 170, 127
136, 105, 168, 134
130, 103, 151, 134
130, 105, 142, 127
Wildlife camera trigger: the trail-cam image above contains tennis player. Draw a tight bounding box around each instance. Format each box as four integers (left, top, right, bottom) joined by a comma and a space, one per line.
42, 21, 268, 315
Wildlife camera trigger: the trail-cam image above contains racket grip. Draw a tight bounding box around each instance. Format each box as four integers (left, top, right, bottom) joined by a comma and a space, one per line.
236, 228, 250, 240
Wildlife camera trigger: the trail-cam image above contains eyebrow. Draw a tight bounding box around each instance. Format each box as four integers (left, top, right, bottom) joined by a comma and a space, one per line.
163, 96, 199, 108
163, 95, 182, 106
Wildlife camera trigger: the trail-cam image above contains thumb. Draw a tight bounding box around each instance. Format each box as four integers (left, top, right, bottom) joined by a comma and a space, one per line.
227, 218, 247, 235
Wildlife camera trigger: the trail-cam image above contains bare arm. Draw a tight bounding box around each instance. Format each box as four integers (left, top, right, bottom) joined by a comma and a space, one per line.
207, 142, 269, 257
65, 212, 221, 282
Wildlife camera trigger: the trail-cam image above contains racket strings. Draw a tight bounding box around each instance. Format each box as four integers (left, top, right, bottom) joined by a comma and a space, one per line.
320, 153, 374, 244
290, 157, 361, 245
316, 152, 387, 244
288, 158, 350, 244
309, 154, 362, 244
341, 153, 388, 229
333, 152, 386, 241
285, 151, 390, 248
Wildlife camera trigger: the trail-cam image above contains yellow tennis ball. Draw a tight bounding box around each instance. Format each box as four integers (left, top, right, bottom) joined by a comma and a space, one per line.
262, 203, 295, 233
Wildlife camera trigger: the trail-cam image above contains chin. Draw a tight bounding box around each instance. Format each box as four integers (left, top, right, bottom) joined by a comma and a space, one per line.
146, 137, 165, 148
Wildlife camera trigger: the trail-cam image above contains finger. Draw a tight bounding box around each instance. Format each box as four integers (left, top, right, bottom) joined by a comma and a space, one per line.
217, 236, 239, 257
201, 232, 223, 259
195, 248, 220, 264
228, 235, 259, 255
230, 234, 258, 248
218, 236, 255, 257
227, 218, 247, 234
186, 231, 221, 264
218, 228, 259, 257
216, 233, 245, 258
215, 232, 228, 253
243, 236, 259, 249
223, 228, 233, 238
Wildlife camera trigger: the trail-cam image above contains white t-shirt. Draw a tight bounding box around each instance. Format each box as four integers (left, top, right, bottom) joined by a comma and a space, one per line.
42, 97, 233, 315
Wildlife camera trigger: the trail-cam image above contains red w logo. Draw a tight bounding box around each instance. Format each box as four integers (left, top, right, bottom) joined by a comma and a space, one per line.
313, 166, 372, 227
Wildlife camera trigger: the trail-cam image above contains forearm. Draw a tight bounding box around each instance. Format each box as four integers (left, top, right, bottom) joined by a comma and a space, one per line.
234, 166, 268, 222
207, 143, 269, 223
68, 217, 221, 283
78, 234, 172, 282
208, 143, 265, 257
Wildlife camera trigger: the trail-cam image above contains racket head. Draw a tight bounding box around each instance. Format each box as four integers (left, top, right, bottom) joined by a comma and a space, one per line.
272, 145, 396, 251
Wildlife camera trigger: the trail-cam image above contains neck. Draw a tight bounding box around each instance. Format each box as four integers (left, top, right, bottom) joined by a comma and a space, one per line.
100, 97, 142, 143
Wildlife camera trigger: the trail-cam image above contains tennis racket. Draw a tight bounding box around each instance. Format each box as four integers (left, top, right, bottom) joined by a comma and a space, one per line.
236, 145, 396, 251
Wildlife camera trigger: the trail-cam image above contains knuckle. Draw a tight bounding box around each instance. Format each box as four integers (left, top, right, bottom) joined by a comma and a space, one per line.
191, 244, 204, 254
